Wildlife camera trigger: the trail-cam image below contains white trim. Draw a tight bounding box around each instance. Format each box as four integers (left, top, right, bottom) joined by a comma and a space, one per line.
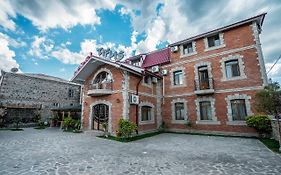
122, 70, 130, 120
162, 45, 256, 69
204, 33, 226, 51
138, 101, 155, 125
91, 68, 113, 84
225, 94, 253, 125
89, 100, 112, 134
220, 54, 247, 81
251, 22, 268, 86
171, 98, 188, 124
165, 86, 263, 98
170, 66, 186, 88
195, 97, 220, 125
180, 41, 197, 58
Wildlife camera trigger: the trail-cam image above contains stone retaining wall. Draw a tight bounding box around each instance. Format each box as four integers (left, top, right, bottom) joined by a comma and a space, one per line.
271, 119, 281, 141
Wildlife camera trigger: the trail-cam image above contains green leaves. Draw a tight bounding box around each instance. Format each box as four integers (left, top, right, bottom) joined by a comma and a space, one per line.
246, 115, 272, 134
117, 118, 137, 139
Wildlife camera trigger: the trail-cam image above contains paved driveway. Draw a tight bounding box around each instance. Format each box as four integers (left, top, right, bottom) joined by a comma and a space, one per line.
0, 128, 280, 175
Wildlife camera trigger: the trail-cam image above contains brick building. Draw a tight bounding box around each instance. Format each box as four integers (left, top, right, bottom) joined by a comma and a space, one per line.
0, 71, 81, 125
72, 13, 268, 136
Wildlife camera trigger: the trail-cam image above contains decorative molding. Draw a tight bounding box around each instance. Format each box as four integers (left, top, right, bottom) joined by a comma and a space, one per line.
170, 66, 186, 88
122, 70, 130, 120
180, 41, 197, 58
194, 61, 213, 90
251, 22, 268, 86
165, 86, 263, 98
171, 98, 188, 124
89, 100, 112, 134
156, 81, 162, 128
195, 97, 219, 124
225, 94, 253, 125
141, 76, 152, 88
138, 101, 155, 125
162, 45, 256, 69
204, 33, 226, 51
220, 54, 247, 81
91, 67, 113, 84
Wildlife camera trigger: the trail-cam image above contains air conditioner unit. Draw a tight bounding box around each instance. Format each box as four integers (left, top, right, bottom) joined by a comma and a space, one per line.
152, 77, 158, 83
130, 94, 139, 105
151, 66, 159, 73
171, 46, 178, 52
161, 69, 168, 76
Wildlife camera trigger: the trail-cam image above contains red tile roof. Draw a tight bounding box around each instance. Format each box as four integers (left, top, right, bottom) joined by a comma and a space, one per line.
141, 48, 170, 68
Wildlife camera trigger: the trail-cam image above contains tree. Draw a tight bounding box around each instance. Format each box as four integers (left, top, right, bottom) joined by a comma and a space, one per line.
255, 82, 281, 151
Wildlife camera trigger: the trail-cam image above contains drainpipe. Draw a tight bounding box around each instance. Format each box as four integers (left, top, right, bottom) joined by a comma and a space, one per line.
135, 77, 142, 135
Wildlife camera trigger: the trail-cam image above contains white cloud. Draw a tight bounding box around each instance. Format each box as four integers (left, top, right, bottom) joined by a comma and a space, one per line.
51, 48, 84, 64
7, 0, 116, 31
29, 36, 54, 59
59, 68, 66, 72
0, 0, 16, 31
0, 32, 20, 73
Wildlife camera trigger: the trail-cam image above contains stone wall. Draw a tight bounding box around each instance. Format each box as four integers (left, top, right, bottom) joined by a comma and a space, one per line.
0, 72, 81, 122
271, 119, 281, 141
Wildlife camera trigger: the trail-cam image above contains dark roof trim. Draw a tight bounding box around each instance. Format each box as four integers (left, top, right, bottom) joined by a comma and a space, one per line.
170, 13, 267, 47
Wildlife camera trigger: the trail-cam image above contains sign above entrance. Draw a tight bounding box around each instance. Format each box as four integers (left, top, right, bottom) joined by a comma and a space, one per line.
97, 47, 125, 61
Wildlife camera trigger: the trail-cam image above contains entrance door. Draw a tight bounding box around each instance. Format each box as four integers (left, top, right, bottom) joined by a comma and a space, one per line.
92, 104, 109, 130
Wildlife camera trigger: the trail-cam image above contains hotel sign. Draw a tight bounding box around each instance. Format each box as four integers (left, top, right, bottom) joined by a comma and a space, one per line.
97, 47, 125, 61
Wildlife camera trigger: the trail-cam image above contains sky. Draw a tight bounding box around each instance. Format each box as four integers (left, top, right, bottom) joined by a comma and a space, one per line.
0, 0, 281, 83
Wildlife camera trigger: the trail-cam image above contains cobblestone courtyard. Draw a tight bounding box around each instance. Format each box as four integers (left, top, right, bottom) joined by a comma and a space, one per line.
0, 128, 281, 175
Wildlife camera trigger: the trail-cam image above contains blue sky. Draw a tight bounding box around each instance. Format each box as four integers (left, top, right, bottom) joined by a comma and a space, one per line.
0, 0, 281, 83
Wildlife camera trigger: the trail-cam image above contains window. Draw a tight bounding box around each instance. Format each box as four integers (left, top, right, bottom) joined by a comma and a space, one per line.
199, 101, 212, 120
53, 103, 59, 107
175, 103, 185, 120
141, 106, 152, 121
225, 60, 240, 78
183, 43, 193, 55
207, 34, 221, 47
143, 76, 151, 85
131, 59, 141, 67
68, 89, 74, 98
93, 71, 112, 84
231, 99, 247, 121
173, 70, 183, 85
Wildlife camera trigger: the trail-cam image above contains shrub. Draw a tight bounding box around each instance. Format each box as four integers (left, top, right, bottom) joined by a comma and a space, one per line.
185, 121, 192, 128
63, 117, 75, 130
246, 115, 272, 135
117, 118, 137, 139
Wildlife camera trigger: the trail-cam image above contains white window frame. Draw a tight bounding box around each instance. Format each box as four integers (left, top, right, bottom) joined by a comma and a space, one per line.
220, 54, 246, 81
225, 94, 253, 125
204, 33, 226, 51
194, 62, 213, 90
170, 66, 186, 88
171, 98, 188, 124
195, 97, 220, 125
92, 68, 113, 84
180, 41, 197, 58
138, 101, 155, 125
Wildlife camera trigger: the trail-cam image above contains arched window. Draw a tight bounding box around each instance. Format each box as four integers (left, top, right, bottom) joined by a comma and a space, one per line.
93, 71, 112, 84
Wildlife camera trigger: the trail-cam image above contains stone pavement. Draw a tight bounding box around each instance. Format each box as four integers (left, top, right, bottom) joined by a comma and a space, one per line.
0, 128, 280, 175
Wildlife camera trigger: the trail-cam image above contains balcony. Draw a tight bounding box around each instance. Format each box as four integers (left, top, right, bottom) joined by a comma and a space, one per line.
87, 82, 113, 96
194, 78, 215, 95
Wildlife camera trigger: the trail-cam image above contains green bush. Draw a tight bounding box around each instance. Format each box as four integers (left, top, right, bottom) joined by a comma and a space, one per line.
246, 115, 272, 134
117, 118, 137, 139
63, 117, 75, 130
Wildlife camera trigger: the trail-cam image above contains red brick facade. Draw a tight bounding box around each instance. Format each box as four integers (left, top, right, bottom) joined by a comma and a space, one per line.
75, 15, 267, 136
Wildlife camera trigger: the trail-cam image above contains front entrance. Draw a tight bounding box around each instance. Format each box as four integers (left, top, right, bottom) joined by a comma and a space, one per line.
92, 104, 109, 130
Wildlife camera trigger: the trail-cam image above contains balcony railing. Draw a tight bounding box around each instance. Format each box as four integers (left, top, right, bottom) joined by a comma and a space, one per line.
87, 82, 113, 96
194, 78, 214, 95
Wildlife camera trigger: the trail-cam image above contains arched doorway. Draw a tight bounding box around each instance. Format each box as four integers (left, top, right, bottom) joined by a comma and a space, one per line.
92, 104, 109, 130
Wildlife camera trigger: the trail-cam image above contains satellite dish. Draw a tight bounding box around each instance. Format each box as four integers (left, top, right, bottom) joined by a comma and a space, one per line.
11, 67, 18, 73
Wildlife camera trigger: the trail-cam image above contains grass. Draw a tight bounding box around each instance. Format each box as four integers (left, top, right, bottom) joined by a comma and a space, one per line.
259, 138, 281, 154
34, 126, 46, 130
97, 131, 162, 142
10, 128, 24, 131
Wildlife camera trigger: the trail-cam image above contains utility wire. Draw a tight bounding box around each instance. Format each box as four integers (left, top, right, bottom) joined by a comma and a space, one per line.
267, 54, 281, 75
